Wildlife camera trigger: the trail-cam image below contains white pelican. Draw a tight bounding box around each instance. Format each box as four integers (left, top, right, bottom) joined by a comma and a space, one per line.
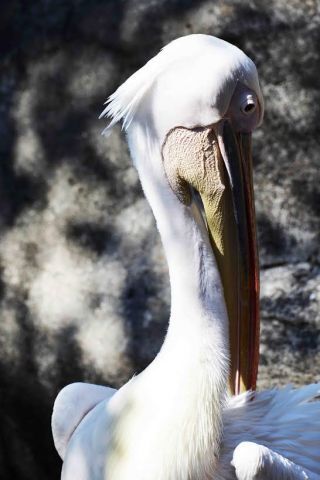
52, 35, 320, 479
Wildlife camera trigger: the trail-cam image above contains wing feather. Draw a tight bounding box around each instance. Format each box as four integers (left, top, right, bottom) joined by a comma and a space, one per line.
52, 382, 115, 459
217, 384, 320, 478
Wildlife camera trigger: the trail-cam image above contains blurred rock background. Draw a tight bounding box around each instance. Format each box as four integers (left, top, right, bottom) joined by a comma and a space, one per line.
0, 0, 319, 478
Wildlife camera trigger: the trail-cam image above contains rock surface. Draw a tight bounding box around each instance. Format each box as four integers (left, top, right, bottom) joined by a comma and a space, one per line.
0, 1, 319, 478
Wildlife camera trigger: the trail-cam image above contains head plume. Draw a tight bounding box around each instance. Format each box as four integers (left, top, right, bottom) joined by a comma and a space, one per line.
100, 34, 263, 138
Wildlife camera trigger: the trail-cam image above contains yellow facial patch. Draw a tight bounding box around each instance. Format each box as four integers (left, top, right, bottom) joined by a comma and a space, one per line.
162, 127, 234, 256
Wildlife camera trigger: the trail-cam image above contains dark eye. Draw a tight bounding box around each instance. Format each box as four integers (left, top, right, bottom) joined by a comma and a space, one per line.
240, 96, 256, 115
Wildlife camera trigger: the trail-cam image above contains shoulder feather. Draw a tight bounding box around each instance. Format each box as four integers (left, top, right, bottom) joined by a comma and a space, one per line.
52, 382, 115, 459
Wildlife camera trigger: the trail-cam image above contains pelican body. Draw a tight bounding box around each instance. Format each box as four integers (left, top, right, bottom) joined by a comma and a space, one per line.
52, 35, 320, 480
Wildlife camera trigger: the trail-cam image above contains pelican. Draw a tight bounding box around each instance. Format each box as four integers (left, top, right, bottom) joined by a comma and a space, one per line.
52, 35, 320, 479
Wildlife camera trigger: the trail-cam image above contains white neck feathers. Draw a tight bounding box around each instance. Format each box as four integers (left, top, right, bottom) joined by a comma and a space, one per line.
126, 123, 230, 475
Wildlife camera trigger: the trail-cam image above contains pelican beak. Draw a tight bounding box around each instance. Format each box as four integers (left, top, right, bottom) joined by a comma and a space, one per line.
162, 122, 260, 395
210, 121, 260, 395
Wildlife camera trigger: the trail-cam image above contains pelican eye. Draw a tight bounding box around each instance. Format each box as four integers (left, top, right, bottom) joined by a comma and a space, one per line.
240, 97, 256, 115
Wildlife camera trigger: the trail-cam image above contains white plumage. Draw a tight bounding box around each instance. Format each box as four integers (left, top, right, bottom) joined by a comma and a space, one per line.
52, 35, 320, 479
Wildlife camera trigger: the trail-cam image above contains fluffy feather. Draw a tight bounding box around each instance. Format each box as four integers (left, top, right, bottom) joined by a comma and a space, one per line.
217, 384, 320, 478
52, 383, 115, 459
100, 34, 263, 139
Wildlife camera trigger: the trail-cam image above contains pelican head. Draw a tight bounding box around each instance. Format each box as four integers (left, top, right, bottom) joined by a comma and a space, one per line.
101, 34, 264, 395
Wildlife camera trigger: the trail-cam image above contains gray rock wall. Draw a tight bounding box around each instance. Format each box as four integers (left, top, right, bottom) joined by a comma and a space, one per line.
0, 1, 319, 478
